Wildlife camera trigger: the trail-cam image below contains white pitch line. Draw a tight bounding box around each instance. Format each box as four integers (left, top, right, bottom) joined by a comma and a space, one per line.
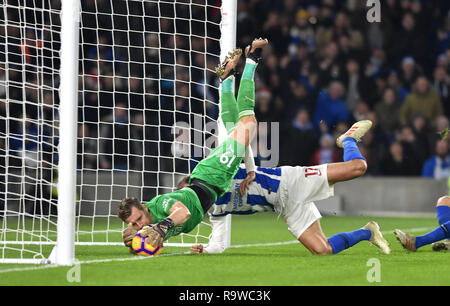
0, 251, 189, 274
229, 240, 298, 248
0, 226, 436, 275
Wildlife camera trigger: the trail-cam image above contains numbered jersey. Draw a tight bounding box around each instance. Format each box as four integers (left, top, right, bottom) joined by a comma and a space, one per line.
211, 164, 334, 217
190, 137, 247, 199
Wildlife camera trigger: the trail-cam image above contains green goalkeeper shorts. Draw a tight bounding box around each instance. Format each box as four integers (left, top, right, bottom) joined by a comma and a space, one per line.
189, 137, 246, 200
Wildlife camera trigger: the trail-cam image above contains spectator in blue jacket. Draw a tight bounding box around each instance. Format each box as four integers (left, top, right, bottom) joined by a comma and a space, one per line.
422, 139, 450, 179
313, 81, 350, 130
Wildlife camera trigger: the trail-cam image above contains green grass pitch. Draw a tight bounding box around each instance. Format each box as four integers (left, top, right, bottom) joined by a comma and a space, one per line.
1, 214, 449, 286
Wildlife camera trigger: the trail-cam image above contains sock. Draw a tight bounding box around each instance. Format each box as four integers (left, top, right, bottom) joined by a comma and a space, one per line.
437, 205, 450, 225
415, 221, 450, 249
241, 58, 257, 79
236, 60, 257, 119
328, 229, 372, 254
342, 138, 366, 162
221, 76, 234, 93
220, 77, 239, 134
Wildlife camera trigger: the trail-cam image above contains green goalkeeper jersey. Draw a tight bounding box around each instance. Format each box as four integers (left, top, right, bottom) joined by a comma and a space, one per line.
144, 187, 204, 240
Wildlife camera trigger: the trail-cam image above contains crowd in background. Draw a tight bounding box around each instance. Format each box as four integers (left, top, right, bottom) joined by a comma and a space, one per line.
2, 0, 450, 183
236, 0, 450, 179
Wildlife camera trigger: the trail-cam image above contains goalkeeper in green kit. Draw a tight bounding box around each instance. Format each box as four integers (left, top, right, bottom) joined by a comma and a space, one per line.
117, 38, 268, 252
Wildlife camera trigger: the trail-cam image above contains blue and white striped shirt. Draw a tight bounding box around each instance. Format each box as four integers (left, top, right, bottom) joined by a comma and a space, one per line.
211, 165, 283, 217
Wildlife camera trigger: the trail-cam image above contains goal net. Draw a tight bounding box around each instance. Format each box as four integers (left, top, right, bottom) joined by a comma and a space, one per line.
0, 0, 235, 264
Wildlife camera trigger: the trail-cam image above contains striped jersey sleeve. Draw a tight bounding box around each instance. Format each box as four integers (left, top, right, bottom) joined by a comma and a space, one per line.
211, 165, 282, 217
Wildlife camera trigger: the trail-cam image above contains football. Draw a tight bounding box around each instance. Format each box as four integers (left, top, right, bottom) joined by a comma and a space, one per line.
131, 227, 163, 256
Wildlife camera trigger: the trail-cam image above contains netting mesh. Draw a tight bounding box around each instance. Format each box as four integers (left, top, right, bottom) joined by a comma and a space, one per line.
0, 0, 223, 262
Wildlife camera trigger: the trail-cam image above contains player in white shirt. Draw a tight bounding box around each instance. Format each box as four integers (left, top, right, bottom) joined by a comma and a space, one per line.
180, 51, 390, 256
183, 121, 390, 255
180, 125, 389, 256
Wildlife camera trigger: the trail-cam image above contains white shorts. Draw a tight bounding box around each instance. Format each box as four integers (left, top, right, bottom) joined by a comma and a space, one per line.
284, 201, 322, 239
278, 164, 335, 238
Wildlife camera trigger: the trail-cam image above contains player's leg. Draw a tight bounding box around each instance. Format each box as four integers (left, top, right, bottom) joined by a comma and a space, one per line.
395, 222, 450, 252
436, 195, 450, 225
299, 220, 391, 255
285, 201, 390, 255
327, 221, 390, 254
298, 220, 333, 255
433, 196, 450, 251
231, 38, 268, 148
216, 49, 241, 134
395, 196, 450, 251
188, 39, 267, 201
327, 120, 372, 185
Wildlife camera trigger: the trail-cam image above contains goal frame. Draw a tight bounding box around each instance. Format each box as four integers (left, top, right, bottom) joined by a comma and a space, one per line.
0, 0, 237, 265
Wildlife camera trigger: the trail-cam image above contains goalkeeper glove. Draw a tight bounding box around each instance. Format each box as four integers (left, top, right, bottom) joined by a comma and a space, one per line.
122, 224, 137, 247
146, 218, 174, 247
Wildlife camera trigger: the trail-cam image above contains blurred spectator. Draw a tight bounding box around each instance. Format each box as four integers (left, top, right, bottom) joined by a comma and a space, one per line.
352, 100, 370, 122
429, 115, 450, 153
387, 12, 427, 67
435, 27, 450, 57
331, 121, 349, 143
433, 66, 450, 117
360, 112, 387, 176
310, 133, 340, 165
313, 81, 349, 130
255, 88, 276, 123
381, 141, 417, 176
386, 70, 409, 103
398, 56, 422, 91
365, 48, 388, 79
289, 9, 315, 54
344, 58, 362, 112
316, 41, 344, 88
77, 124, 98, 170
375, 88, 401, 136
284, 81, 316, 119
99, 102, 132, 170
422, 140, 450, 179
400, 76, 444, 126
411, 114, 431, 164
262, 11, 290, 57
396, 125, 423, 175
280, 108, 318, 167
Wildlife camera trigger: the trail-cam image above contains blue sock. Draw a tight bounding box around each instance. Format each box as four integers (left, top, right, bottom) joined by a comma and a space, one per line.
437, 205, 450, 225
328, 229, 372, 254
342, 138, 366, 162
415, 221, 450, 249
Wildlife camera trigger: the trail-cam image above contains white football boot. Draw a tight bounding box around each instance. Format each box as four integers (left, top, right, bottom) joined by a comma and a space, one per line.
363, 221, 391, 254
336, 120, 373, 148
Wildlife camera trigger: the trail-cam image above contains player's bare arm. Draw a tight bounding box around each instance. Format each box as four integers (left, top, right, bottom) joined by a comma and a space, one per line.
143, 201, 191, 248
239, 170, 255, 196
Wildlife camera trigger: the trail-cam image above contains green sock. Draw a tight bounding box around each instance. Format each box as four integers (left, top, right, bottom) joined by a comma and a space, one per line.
220, 77, 239, 134
237, 61, 257, 119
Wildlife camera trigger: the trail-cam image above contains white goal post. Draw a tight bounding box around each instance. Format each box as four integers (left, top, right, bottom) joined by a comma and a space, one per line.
0, 0, 237, 265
